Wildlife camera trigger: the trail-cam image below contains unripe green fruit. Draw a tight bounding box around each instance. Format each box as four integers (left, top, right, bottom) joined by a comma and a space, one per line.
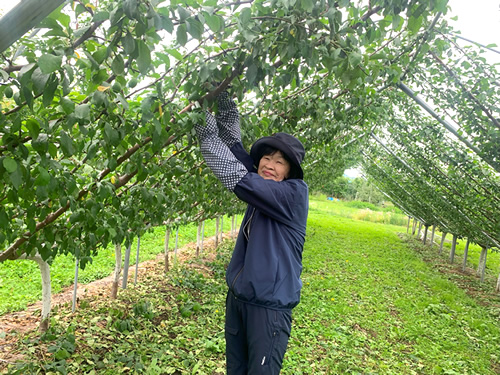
4, 86, 13, 98
128, 78, 138, 88
112, 82, 122, 92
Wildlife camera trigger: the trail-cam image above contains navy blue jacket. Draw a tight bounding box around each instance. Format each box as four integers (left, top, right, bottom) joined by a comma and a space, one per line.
227, 142, 309, 310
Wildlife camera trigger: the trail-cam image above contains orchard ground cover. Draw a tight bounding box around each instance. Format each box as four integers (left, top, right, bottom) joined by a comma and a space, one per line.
1, 196, 500, 374
0, 215, 240, 315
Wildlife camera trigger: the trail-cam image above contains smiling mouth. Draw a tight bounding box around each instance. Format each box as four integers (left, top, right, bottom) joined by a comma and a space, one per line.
263, 171, 274, 177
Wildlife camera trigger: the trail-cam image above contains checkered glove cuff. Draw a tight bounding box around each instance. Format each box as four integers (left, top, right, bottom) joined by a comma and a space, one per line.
215, 91, 241, 148
195, 112, 247, 191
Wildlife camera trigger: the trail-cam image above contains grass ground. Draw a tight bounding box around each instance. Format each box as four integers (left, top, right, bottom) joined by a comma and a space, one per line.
1, 196, 500, 374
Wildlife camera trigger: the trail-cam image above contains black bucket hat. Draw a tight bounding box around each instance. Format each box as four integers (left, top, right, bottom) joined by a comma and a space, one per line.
250, 132, 305, 179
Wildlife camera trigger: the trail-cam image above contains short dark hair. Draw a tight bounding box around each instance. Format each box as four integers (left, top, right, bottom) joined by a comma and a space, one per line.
257, 146, 301, 179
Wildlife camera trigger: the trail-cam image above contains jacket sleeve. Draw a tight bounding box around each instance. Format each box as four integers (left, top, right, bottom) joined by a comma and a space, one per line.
233, 173, 308, 225
216, 91, 241, 148
195, 111, 248, 191
230, 142, 255, 172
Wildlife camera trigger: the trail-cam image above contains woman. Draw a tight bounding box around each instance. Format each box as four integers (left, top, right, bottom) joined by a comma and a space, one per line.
194, 91, 308, 374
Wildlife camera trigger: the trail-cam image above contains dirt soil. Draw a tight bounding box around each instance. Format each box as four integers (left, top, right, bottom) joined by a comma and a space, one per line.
0, 232, 235, 367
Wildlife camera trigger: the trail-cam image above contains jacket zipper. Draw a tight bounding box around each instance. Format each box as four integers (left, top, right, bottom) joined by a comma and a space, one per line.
231, 267, 244, 289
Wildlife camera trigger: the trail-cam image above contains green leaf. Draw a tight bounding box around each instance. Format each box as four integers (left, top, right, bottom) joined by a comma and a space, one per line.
239, 8, 251, 26
177, 6, 191, 22
348, 51, 362, 68
60, 97, 75, 115
186, 18, 203, 40
75, 104, 91, 120
60, 131, 76, 156
111, 55, 125, 75
93, 47, 108, 64
35, 166, 51, 186
407, 15, 422, 34
43, 75, 59, 107
166, 49, 183, 61
31, 68, 50, 94
246, 64, 258, 86
123, 33, 136, 54
205, 14, 221, 33
38, 54, 63, 74
176, 24, 188, 46
137, 40, 151, 74
93, 11, 110, 22
25, 118, 40, 139
300, 0, 314, 12
2, 157, 17, 173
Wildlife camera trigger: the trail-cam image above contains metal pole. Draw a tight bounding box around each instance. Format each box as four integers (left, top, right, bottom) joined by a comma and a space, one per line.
122, 243, 131, 289
72, 258, 79, 313
134, 237, 140, 285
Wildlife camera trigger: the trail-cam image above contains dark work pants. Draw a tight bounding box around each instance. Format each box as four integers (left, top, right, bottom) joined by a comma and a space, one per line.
225, 291, 292, 375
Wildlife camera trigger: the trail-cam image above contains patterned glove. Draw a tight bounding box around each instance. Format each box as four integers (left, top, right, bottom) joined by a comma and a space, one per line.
194, 111, 247, 191
215, 91, 241, 148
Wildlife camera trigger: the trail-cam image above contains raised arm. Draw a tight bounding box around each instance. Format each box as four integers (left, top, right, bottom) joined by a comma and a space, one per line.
215, 91, 255, 171
194, 111, 248, 191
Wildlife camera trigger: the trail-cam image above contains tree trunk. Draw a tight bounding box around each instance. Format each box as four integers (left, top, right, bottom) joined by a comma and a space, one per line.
439, 232, 447, 255
21, 253, 52, 331
477, 247, 488, 283
462, 238, 470, 272
406, 216, 411, 234
164, 227, 170, 274
111, 243, 122, 299
430, 225, 436, 246
449, 235, 457, 263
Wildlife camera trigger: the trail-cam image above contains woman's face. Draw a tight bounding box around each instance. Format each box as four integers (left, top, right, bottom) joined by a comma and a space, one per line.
258, 151, 291, 182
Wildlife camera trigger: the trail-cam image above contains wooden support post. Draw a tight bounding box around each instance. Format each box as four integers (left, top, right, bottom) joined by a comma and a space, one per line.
72, 258, 79, 313
496, 269, 500, 293
196, 222, 202, 257
164, 227, 170, 274
449, 235, 457, 263
462, 238, 470, 272
134, 237, 140, 285
430, 225, 436, 247
417, 222, 423, 239
220, 216, 224, 243
174, 227, 179, 263
477, 247, 488, 283
439, 232, 447, 255
423, 225, 429, 244
122, 243, 132, 289
412, 220, 417, 235
201, 221, 205, 253
215, 217, 220, 248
